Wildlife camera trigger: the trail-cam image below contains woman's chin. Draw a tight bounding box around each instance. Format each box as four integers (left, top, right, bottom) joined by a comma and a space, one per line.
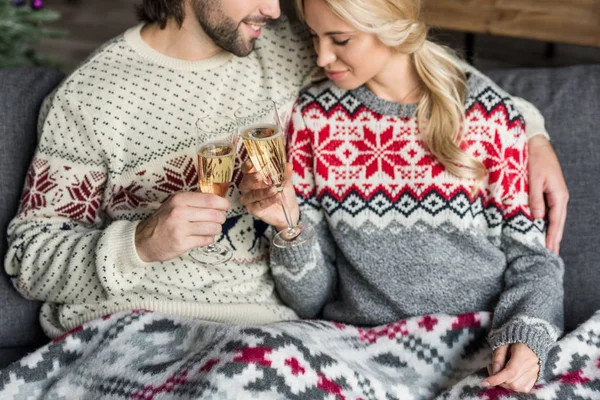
331, 79, 363, 91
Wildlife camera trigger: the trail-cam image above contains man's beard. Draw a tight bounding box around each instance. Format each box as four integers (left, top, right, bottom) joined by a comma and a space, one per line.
193, 0, 270, 57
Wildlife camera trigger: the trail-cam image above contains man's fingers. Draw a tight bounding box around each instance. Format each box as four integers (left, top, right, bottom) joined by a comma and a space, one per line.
185, 221, 224, 237
528, 177, 546, 220
545, 191, 568, 254
172, 192, 230, 211
173, 207, 226, 224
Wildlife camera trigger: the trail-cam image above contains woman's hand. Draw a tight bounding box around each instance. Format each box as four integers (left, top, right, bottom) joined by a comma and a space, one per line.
482, 343, 540, 393
239, 160, 300, 232
528, 136, 569, 254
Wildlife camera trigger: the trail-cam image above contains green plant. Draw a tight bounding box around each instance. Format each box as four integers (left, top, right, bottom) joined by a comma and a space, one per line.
0, 0, 67, 68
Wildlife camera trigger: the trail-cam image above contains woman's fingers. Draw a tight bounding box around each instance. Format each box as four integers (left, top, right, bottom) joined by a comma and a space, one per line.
483, 343, 539, 392
489, 345, 509, 377
240, 186, 278, 206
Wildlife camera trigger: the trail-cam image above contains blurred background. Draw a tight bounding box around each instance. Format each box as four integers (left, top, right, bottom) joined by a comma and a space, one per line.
2, 0, 599, 73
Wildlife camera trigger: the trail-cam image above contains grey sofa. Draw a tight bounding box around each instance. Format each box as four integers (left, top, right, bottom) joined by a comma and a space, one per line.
0, 66, 599, 369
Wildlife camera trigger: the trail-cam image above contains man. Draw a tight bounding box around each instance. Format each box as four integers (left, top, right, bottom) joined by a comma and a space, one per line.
5, 0, 567, 338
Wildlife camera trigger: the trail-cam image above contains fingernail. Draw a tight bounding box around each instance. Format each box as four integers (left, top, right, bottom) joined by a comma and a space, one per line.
532, 210, 543, 219
492, 363, 502, 374
481, 381, 490, 388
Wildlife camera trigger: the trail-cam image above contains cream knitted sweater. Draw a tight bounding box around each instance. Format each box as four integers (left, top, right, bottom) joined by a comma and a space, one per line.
5, 18, 316, 337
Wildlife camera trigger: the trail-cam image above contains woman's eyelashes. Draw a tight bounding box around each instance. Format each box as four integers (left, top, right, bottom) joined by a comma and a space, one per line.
332, 38, 350, 46
310, 34, 350, 47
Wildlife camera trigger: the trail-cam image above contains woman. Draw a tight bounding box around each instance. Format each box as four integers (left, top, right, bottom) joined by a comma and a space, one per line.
240, 0, 563, 394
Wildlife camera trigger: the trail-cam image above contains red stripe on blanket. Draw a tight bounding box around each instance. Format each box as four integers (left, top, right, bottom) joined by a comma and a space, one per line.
199, 358, 221, 373
317, 372, 346, 400
284, 357, 306, 375
418, 316, 439, 331
452, 313, 481, 330
52, 326, 83, 343
559, 369, 590, 385
477, 386, 514, 399
131, 370, 189, 399
233, 347, 273, 367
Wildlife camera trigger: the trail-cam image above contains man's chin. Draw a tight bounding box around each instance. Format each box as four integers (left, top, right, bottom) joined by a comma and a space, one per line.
229, 38, 256, 57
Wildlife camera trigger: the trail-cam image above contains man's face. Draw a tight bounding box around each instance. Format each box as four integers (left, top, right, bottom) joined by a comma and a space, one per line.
193, 0, 281, 57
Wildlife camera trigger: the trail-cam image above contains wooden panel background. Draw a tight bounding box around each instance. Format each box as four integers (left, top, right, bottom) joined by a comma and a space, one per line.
35, 0, 600, 73
423, 0, 600, 47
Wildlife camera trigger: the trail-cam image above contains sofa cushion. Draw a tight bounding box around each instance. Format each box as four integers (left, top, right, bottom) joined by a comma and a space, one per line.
0, 67, 64, 349
487, 65, 600, 332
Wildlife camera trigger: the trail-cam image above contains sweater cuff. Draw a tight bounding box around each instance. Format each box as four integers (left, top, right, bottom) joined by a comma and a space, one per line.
488, 321, 557, 381
270, 229, 317, 275
98, 220, 148, 275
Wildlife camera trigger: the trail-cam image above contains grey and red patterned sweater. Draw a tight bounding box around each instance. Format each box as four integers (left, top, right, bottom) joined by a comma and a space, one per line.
271, 73, 564, 369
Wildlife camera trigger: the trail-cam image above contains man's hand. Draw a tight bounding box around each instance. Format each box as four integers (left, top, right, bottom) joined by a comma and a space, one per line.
528, 136, 569, 254
239, 160, 299, 232
135, 192, 230, 262
482, 343, 540, 393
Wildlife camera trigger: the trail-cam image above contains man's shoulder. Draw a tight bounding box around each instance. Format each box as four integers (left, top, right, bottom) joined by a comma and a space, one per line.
65, 27, 136, 86
255, 15, 312, 57
262, 15, 309, 40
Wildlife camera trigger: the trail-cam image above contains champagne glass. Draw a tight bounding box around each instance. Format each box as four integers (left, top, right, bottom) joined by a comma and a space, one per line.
234, 100, 314, 248
189, 115, 237, 264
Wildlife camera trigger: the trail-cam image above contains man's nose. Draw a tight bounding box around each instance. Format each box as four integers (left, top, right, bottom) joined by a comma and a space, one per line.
260, 0, 281, 20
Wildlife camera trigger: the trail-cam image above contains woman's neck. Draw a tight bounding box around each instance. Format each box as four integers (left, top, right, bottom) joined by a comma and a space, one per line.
366, 52, 421, 104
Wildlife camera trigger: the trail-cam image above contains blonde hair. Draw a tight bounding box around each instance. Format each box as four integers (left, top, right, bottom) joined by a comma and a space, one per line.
296, 0, 486, 181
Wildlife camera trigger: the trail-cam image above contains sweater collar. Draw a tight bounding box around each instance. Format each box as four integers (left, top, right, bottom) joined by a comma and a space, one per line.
124, 24, 234, 72
350, 85, 417, 118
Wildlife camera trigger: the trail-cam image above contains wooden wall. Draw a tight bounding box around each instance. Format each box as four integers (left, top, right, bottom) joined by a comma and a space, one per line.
423, 0, 600, 47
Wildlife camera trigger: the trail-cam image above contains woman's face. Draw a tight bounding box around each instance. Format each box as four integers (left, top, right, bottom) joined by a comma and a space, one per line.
303, 0, 394, 90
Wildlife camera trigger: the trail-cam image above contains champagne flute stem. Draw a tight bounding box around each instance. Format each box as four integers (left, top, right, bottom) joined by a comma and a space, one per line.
277, 188, 297, 234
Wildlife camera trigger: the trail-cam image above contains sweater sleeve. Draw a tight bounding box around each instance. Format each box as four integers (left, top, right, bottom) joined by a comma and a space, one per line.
5, 87, 148, 305
269, 101, 338, 318
486, 106, 564, 380
463, 63, 550, 140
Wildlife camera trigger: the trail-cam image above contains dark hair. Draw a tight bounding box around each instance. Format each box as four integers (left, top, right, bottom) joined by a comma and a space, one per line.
135, 0, 186, 29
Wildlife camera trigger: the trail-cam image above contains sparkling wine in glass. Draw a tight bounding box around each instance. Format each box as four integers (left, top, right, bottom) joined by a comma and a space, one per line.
189, 115, 237, 264
235, 100, 314, 248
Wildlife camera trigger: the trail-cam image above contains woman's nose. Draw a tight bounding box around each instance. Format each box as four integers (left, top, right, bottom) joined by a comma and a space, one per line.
316, 43, 336, 68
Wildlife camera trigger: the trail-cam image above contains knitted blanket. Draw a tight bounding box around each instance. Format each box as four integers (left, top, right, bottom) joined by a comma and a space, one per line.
1, 310, 599, 399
